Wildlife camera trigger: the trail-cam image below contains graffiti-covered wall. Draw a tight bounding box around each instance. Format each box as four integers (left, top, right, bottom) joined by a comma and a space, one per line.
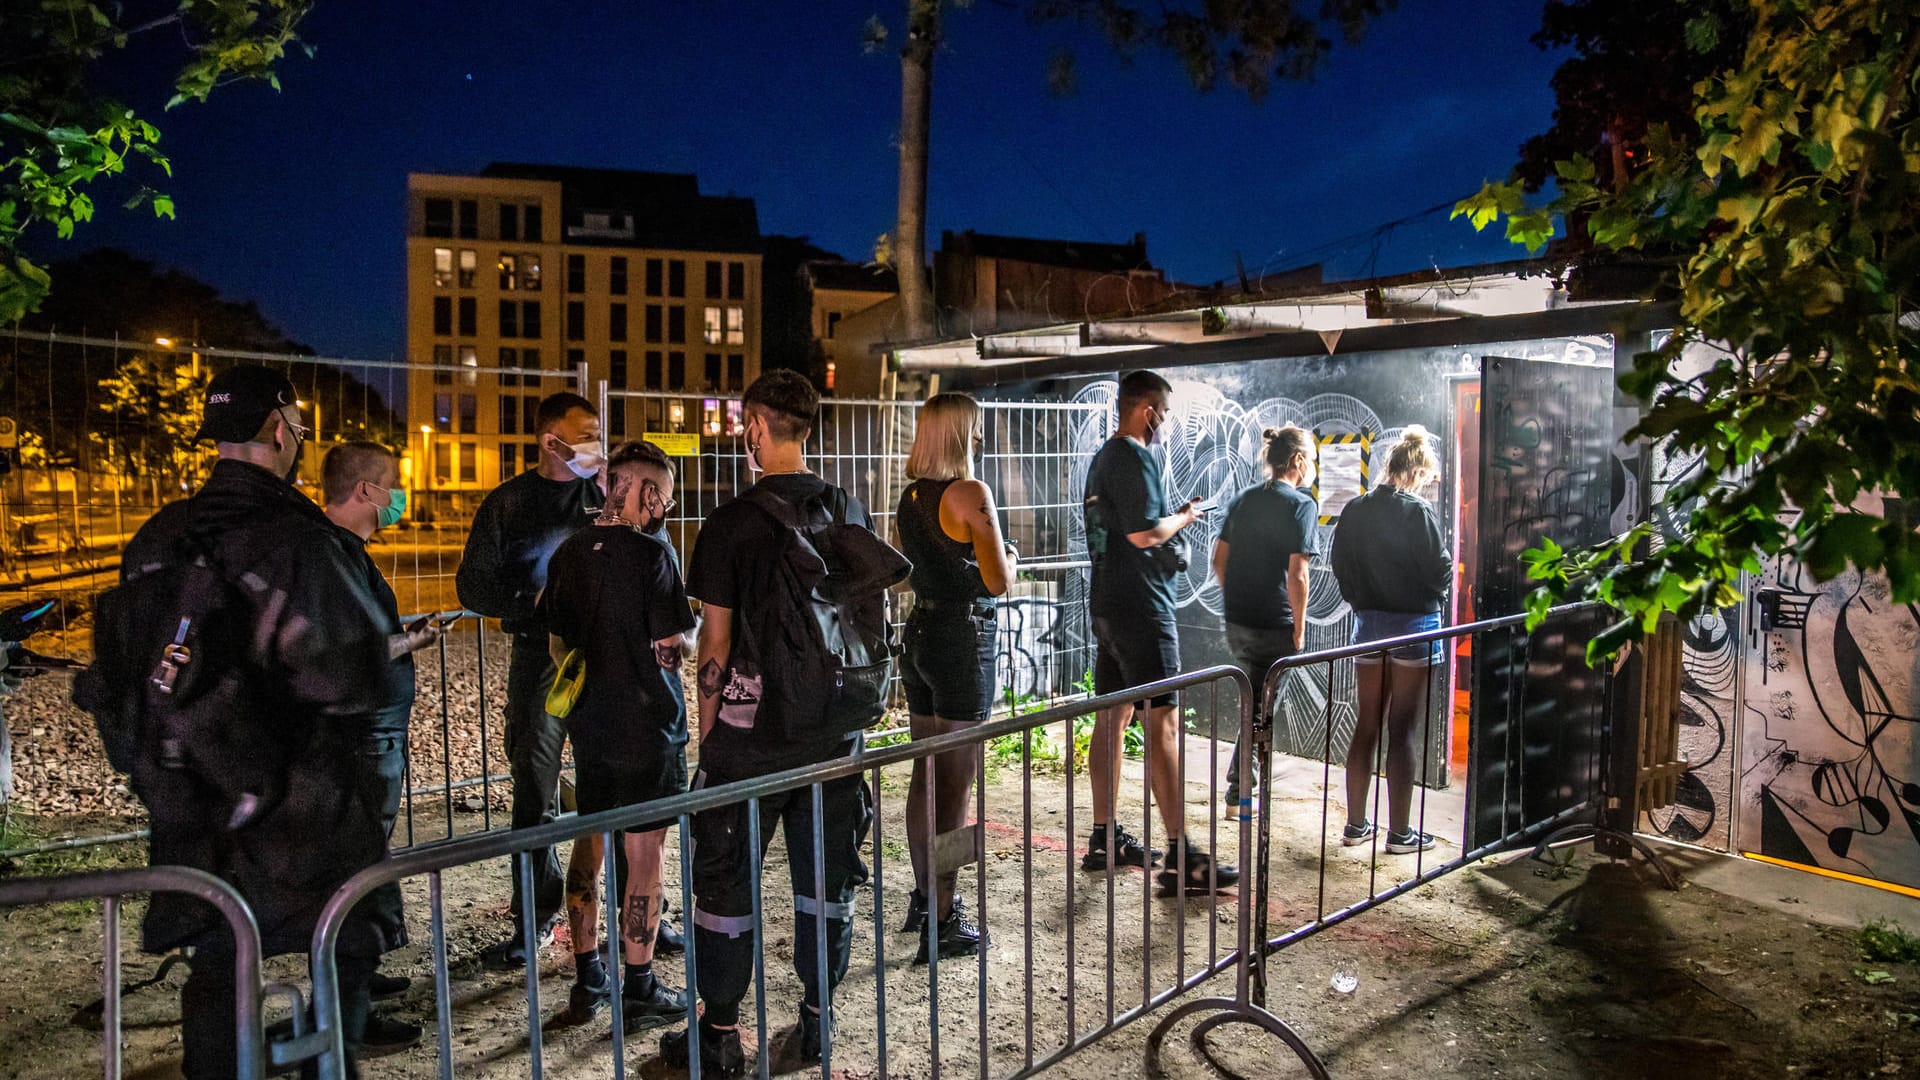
1740, 496, 1920, 893
984, 334, 1611, 785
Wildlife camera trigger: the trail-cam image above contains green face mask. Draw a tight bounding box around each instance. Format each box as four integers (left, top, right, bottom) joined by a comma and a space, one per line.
374, 485, 408, 529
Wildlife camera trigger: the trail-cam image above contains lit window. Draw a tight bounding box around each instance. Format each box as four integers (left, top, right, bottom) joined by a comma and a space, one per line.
702, 399, 721, 436
433, 247, 453, 287
499, 253, 518, 291
668, 399, 685, 432
458, 249, 477, 288
458, 345, 478, 387
725, 399, 744, 435
433, 392, 452, 432
826, 360, 836, 391
703, 307, 722, 345
523, 253, 541, 291
725, 306, 745, 346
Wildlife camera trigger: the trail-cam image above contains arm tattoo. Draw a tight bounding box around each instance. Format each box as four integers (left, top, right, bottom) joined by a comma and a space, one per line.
697, 658, 725, 697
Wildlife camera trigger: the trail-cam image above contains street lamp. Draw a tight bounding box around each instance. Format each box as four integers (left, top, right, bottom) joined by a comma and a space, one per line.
419, 425, 434, 493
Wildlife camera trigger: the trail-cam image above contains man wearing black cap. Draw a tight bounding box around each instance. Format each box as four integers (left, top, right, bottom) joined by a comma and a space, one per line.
100, 366, 405, 1078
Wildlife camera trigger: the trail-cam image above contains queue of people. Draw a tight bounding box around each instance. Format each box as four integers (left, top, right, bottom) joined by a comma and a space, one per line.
79, 362, 1450, 1079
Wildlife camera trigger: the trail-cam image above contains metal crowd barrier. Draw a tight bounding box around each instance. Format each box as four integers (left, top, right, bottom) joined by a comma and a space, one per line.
1152, 601, 1650, 1076
0, 865, 300, 1080
298, 665, 1280, 1080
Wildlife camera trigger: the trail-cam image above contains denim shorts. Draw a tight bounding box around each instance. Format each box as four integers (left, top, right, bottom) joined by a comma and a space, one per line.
1351, 609, 1444, 666
902, 611, 999, 722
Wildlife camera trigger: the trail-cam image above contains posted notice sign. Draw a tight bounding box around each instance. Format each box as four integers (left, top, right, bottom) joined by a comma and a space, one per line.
645, 432, 701, 457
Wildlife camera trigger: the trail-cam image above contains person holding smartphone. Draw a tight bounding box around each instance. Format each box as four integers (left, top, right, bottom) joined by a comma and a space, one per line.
321, 441, 441, 1055
1210, 425, 1319, 812
1081, 369, 1238, 892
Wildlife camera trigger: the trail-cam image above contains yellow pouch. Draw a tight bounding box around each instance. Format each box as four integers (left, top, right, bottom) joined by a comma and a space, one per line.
545, 648, 585, 718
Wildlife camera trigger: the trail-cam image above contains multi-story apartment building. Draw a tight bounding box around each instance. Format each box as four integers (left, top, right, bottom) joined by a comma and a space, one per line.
405, 163, 761, 511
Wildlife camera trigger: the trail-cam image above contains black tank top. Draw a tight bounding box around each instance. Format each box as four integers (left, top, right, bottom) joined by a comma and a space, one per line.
898, 479, 990, 614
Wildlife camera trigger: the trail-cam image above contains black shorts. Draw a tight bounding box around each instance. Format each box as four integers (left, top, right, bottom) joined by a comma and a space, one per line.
573, 749, 688, 824
901, 611, 999, 722
1093, 614, 1180, 708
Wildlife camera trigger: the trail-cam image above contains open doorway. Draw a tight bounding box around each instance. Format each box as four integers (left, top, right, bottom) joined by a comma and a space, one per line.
1444, 374, 1480, 785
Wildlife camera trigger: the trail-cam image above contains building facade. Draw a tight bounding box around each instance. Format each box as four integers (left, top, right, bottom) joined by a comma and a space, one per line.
405, 164, 762, 511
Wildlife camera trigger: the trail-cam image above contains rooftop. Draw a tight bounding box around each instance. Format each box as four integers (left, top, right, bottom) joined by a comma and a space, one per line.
479, 162, 760, 253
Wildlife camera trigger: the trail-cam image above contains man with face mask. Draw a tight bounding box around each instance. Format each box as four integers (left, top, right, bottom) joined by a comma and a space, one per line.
320, 442, 446, 1050
539, 440, 696, 1034
456, 391, 613, 967
101, 366, 401, 1078
1081, 369, 1239, 894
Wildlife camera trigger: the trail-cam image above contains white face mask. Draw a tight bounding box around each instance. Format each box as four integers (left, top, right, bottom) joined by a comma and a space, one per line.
559, 438, 603, 480
744, 418, 763, 474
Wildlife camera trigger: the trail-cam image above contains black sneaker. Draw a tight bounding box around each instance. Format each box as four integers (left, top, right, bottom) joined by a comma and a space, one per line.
621, 979, 688, 1035
566, 976, 611, 1022
655, 916, 685, 957
478, 919, 556, 971
795, 1007, 838, 1064
913, 905, 984, 964
1384, 828, 1436, 854
898, 888, 928, 934
1156, 841, 1241, 893
355, 1012, 422, 1058
368, 970, 411, 1001
661, 1024, 746, 1078
1081, 825, 1161, 871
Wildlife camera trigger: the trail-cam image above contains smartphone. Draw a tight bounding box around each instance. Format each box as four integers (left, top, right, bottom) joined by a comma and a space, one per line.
1193, 497, 1218, 515
407, 610, 464, 632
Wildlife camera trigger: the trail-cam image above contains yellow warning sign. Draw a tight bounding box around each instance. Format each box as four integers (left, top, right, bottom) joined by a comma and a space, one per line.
643, 432, 701, 457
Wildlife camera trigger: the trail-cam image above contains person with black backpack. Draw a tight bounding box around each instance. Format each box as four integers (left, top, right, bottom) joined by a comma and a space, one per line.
74, 366, 402, 1079
663, 370, 906, 1077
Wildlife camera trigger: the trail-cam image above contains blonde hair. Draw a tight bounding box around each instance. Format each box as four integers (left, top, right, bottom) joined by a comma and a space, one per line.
1386, 425, 1440, 490
906, 392, 981, 481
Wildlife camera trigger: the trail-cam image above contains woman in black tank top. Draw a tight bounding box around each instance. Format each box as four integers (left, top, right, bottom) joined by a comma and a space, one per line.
895, 392, 1017, 963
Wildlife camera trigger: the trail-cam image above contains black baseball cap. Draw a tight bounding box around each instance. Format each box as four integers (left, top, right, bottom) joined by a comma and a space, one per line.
194, 365, 299, 443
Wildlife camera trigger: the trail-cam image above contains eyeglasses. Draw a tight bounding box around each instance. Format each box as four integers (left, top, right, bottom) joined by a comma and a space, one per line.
643, 481, 676, 514
285, 417, 312, 442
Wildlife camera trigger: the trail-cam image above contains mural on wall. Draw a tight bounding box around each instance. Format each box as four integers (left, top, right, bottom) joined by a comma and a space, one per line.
1739, 496, 1920, 892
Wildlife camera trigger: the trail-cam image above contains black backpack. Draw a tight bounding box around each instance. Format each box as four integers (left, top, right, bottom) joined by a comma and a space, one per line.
737, 486, 910, 742
73, 526, 289, 831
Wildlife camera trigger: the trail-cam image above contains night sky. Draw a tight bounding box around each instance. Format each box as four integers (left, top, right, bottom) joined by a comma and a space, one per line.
52, 0, 1566, 360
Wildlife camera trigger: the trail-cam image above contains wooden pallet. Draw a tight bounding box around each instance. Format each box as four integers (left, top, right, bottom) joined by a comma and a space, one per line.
1635, 613, 1688, 811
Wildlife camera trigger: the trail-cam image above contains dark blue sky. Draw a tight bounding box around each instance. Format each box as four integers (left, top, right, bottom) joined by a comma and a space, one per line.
55, 0, 1566, 359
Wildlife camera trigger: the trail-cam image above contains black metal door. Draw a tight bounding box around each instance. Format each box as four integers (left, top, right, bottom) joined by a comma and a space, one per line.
1468, 354, 1615, 848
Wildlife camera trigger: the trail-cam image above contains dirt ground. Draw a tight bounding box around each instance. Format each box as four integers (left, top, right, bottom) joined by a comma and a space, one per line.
4, 744, 1919, 1079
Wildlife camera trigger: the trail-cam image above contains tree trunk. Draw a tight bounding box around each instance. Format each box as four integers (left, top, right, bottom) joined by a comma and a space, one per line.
895, 0, 939, 341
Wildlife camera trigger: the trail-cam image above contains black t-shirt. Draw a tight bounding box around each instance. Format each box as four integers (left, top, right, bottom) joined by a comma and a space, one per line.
1218, 481, 1321, 630
686, 473, 875, 776
456, 469, 602, 637
540, 525, 696, 767
1084, 437, 1176, 621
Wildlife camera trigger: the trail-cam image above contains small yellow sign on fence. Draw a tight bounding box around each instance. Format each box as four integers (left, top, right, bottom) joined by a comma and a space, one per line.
644, 432, 701, 457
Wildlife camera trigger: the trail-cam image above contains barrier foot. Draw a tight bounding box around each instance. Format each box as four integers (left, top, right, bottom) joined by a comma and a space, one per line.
1529, 824, 1682, 891
1145, 996, 1330, 1080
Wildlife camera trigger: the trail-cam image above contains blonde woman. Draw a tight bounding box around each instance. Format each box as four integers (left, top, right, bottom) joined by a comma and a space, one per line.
896, 392, 1015, 962
1328, 426, 1451, 854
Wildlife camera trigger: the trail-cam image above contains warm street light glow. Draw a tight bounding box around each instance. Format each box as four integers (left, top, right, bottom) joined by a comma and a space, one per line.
420, 425, 433, 434
154, 337, 173, 348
